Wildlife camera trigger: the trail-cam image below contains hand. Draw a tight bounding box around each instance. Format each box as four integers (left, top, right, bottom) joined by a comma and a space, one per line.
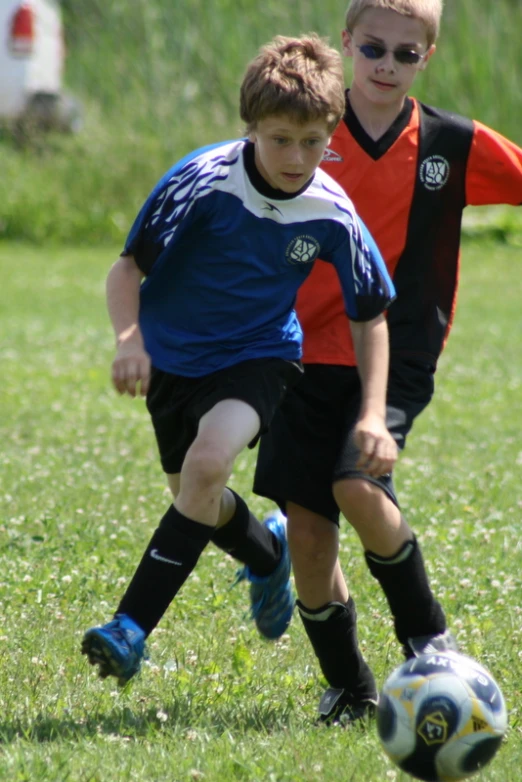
111, 341, 151, 397
354, 413, 398, 477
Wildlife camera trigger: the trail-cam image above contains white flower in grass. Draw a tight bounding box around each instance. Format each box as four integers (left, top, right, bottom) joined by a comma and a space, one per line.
156, 710, 168, 723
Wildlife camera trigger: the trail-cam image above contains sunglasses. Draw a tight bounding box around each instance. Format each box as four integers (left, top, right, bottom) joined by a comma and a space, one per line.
355, 42, 426, 65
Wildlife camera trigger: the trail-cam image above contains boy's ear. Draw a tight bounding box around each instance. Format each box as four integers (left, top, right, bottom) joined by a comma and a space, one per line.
341, 28, 354, 58
419, 44, 436, 71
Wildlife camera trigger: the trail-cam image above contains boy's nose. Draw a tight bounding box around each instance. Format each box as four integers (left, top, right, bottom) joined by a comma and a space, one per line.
376, 51, 396, 72
287, 145, 304, 165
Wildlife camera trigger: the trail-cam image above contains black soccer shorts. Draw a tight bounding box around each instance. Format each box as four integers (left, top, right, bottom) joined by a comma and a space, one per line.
253, 356, 435, 525
146, 357, 303, 474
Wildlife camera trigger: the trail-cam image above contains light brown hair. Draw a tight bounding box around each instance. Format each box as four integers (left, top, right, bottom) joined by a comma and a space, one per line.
240, 34, 345, 135
345, 0, 443, 47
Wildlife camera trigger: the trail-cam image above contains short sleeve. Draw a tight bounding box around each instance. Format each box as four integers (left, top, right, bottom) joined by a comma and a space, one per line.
466, 122, 522, 207
123, 189, 166, 275
329, 214, 396, 322
122, 161, 201, 275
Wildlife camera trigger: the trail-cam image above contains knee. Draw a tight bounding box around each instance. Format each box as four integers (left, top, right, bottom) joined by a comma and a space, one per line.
334, 477, 392, 531
287, 507, 338, 566
334, 478, 377, 515
183, 439, 232, 490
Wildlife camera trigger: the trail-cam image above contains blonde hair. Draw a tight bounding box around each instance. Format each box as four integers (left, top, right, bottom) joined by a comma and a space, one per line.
345, 0, 443, 46
240, 34, 345, 135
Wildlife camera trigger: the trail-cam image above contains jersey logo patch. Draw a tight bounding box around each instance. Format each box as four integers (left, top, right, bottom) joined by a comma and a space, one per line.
286, 235, 320, 265
419, 155, 450, 191
322, 148, 343, 163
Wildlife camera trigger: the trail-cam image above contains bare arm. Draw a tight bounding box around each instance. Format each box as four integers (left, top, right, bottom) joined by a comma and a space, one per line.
350, 314, 398, 477
106, 254, 151, 397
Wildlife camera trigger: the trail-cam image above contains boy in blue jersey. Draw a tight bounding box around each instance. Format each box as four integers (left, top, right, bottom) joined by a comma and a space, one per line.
81, 33, 397, 686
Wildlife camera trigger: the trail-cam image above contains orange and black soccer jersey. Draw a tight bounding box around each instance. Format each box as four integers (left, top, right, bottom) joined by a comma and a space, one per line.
298, 96, 522, 366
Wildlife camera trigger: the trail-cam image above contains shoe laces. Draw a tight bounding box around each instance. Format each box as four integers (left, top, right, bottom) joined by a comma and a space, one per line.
231, 567, 278, 620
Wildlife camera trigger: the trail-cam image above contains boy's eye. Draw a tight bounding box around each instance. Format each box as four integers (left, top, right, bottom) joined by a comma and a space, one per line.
304, 138, 321, 147
273, 137, 289, 145
359, 43, 386, 60
357, 42, 424, 65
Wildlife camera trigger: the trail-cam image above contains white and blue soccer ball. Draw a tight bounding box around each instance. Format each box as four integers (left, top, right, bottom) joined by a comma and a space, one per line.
376, 651, 507, 782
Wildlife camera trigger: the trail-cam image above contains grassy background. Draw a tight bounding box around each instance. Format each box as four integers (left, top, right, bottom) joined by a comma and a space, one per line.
0, 0, 521, 243
0, 237, 521, 779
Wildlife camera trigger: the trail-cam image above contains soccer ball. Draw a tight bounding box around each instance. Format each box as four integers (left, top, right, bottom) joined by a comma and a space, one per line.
376, 651, 507, 782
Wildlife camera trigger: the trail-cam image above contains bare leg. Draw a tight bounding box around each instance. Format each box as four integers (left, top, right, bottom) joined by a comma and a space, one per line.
286, 502, 348, 608
333, 477, 413, 556
334, 477, 446, 648
174, 399, 260, 525
287, 501, 376, 720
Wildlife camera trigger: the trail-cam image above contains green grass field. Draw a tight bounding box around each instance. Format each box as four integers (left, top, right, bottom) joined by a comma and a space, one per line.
1, 238, 521, 781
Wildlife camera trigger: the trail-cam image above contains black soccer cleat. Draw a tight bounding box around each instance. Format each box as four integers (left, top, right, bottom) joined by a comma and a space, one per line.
403, 629, 459, 660
317, 686, 378, 727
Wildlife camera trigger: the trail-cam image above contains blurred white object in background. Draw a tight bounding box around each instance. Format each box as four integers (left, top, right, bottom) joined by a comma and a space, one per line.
0, 0, 81, 134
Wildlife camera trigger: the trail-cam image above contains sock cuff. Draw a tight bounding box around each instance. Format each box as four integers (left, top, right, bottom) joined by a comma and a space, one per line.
163, 505, 215, 543
211, 489, 250, 548
226, 488, 250, 525
365, 536, 417, 566
297, 597, 355, 622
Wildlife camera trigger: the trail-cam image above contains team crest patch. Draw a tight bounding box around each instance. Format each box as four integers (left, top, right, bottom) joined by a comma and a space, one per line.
322, 147, 343, 162
286, 235, 321, 264
419, 155, 450, 190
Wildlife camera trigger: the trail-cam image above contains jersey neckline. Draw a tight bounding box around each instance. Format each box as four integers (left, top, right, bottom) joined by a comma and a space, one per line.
242, 140, 314, 200
343, 91, 414, 161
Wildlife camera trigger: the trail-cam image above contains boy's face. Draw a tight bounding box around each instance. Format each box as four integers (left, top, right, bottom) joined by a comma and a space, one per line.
343, 8, 435, 106
249, 116, 332, 193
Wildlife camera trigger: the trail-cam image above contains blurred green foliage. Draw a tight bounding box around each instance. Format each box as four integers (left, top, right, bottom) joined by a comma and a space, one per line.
1, 0, 521, 243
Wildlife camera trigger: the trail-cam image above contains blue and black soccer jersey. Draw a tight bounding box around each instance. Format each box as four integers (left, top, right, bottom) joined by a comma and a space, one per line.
123, 139, 395, 377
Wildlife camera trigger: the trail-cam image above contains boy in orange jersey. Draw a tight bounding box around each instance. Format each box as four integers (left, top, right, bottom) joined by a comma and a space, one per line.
254, 0, 522, 725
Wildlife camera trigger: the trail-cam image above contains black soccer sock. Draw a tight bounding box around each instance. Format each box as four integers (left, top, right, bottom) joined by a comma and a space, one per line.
297, 597, 377, 700
211, 489, 281, 576
116, 505, 214, 637
364, 536, 446, 644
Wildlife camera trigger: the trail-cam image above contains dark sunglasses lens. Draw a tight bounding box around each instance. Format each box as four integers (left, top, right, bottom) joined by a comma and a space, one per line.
395, 49, 422, 64
359, 44, 385, 59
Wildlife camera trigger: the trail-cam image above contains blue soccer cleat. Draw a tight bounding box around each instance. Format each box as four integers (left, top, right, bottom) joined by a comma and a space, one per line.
81, 613, 148, 686
236, 510, 294, 640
